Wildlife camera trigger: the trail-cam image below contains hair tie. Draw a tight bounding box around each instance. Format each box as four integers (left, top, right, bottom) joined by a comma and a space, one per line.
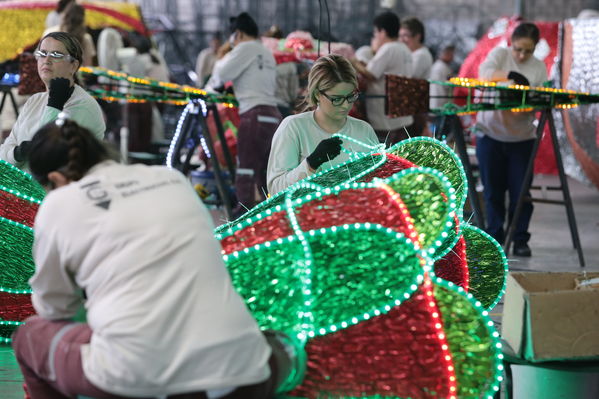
55, 111, 70, 127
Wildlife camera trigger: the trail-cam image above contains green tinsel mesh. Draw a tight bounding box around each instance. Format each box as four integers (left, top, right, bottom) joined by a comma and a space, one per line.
217, 155, 384, 233
0, 323, 19, 339
434, 284, 497, 398
385, 171, 454, 251
462, 224, 507, 310
0, 160, 45, 201
308, 154, 383, 187
389, 138, 466, 210
0, 219, 35, 292
226, 228, 421, 337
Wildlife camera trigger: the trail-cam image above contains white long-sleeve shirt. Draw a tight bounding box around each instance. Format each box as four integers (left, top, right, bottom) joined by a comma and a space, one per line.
267, 111, 379, 194
476, 46, 548, 142
212, 40, 278, 114
429, 59, 453, 109
411, 46, 433, 80
31, 161, 271, 397
0, 85, 105, 166
365, 41, 414, 130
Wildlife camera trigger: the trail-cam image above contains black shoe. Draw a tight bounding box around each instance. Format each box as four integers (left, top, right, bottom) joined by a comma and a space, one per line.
513, 242, 531, 257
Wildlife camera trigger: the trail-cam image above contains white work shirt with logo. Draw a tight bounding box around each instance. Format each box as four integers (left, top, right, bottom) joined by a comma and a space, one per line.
212, 40, 278, 114
30, 161, 271, 397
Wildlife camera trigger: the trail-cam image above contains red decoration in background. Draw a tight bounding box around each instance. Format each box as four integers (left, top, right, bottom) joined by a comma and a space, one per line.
457, 16, 560, 175
291, 283, 451, 399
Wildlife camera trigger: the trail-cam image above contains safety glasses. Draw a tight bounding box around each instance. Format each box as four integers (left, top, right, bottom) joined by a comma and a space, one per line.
34, 50, 75, 63
319, 90, 360, 106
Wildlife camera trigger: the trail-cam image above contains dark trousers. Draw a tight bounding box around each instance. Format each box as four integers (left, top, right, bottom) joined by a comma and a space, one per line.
476, 135, 535, 244
235, 105, 282, 213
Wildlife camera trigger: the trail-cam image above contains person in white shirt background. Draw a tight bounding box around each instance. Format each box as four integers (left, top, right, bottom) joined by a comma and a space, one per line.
195, 33, 221, 87
352, 11, 413, 145
475, 22, 548, 257
399, 16, 433, 138
0, 31, 105, 169
211, 12, 282, 216
429, 44, 455, 110
267, 54, 379, 194
12, 117, 304, 399
429, 44, 457, 136
43, 3, 96, 67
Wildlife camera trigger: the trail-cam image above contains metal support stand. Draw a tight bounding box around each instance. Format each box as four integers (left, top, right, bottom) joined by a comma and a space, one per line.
0, 85, 19, 119
439, 114, 485, 228
170, 100, 235, 220
504, 109, 585, 267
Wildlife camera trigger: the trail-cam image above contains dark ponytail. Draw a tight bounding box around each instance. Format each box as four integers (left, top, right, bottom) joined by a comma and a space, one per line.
29, 119, 110, 185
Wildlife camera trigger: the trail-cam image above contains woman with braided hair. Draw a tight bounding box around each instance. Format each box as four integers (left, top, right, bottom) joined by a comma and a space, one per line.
266, 54, 379, 195
0, 31, 105, 169
12, 119, 304, 398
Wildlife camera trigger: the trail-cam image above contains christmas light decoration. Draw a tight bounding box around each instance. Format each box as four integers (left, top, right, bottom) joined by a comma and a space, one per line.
79, 67, 238, 107
218, 162, 504, 398
0, 161, 44, 341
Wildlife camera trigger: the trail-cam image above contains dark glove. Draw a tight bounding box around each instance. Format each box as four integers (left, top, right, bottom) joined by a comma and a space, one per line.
47, 78, 74, 110
507, 71, 530, 86
306, 137, 343, 170
13, 140, 32, 163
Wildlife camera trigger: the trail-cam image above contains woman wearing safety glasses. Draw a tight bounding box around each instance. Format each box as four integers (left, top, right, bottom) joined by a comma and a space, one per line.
475, 22, 548, 257
267, 54, 379, 194
0, 32, 105, 168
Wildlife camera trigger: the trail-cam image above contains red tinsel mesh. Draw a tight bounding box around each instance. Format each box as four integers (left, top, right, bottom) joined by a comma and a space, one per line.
221, 212, 293, 255
291, 285, 449, 399
359, 153, 417, 182
434, 235, 469, 291
0, 190, 39, 227
386, 75, 430, 117
221, 188, 416, 255
297, 188, 415, 240
0, 292, 34, 321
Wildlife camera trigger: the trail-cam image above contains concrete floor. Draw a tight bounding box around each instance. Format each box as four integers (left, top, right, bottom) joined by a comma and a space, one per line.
0, 175, 597, 398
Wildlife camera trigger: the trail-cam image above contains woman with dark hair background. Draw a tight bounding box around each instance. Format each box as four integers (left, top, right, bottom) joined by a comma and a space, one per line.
475, 22, 548, 257
0, 31, 105, 168
12, 118, 304, 399
43, 3, 96, 66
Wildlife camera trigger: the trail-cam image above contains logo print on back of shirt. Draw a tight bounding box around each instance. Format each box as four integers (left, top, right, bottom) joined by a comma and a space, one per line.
80, 180, 111, 210
257, 54, 263, 70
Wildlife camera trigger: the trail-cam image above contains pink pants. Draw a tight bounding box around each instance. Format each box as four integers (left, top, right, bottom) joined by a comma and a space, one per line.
12, 316, 278, 399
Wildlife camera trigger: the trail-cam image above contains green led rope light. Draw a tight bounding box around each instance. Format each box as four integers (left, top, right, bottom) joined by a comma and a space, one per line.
390, 137, 467, 214
461, 224, 508, 310
432, 276, 503, 399
218, 167, 457, 262
0, 184, 43, 205
224, 223, 426, 343
389, 137, 468, 259
216, 135, 389, 232
0, 160, 46, 201
0, 320, 24, 344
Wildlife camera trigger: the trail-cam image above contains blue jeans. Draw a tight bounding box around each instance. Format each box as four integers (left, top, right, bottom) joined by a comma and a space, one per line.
476, 135, 535, 244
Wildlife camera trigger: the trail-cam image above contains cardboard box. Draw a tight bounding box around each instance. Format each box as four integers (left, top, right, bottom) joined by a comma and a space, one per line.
502, 271, 599, 362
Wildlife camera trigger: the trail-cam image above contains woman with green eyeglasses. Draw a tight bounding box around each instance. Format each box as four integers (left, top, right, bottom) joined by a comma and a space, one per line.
0, 31, 105, 168
267, 54, 379, 194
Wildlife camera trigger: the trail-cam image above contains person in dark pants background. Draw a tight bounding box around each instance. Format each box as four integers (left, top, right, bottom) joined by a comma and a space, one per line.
475, 22, 548, 257
211, 12, 281, 217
